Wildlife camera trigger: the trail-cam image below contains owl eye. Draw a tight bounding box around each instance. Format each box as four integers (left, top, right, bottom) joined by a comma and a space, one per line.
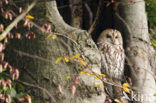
115, 36, 118, 39
106, 34, 111, 38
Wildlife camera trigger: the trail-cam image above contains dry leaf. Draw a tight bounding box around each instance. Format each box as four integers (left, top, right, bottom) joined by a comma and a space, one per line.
114, 2, 120, 11
25, 96, 32, 103
57, 85, 64, 94
75, 77, 80, 85
70, 85, 76, 96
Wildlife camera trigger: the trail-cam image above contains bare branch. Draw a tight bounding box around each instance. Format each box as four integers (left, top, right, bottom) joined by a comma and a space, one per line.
88, 0, 104, 35
3, 73, 56, 103
84, 2, 93, 27
114, 12, 132, 41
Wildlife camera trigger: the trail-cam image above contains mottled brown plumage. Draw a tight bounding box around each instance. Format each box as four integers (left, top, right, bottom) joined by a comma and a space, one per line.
97, 29, 125, 80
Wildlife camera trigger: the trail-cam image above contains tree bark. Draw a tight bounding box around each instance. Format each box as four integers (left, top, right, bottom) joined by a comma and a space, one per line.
5, 1, 106, 103
70, 0, 83, 28
118, 0, 156, 102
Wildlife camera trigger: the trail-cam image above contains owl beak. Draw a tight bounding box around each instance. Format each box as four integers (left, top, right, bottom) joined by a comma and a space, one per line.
112, 41, 115, 44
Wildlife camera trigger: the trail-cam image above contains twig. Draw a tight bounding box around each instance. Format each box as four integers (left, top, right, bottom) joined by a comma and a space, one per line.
0, 0, 38, 41
17, 80, 56, 103
59, 39, 73, 56
14, 49, 53, 63
114, 12, 132, 41
88, 0, 104, 34
84, 2, 93, 27
28, 21, 79, 46
3, 73, 56, 103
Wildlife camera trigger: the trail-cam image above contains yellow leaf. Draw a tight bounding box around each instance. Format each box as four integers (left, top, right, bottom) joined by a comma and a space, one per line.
55, 57, 63, 64
79, 58, 87, 66
114, 99, 121, 103
100, 74, 106, 77
80, 71, 87, 74
123, 83, 130, 88
94, 76, 100, 80
103, 78, 107, 81
99, 83, 104, 87
87, 73, 93, 76
45, 34, 52, 39
123, 86, 130, 93
26, 14, 35, 20
72, 53, 80, 59
65, 75, 70, 81
94, 83, 99, 87
74, 53, 80, 58
0, 35, 2, 40
70, 53, 80, 60
52, 34, 57, 40
64, 57, 69, 62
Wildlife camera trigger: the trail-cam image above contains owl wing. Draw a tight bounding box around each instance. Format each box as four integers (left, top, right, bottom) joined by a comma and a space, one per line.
101, 45, 125, 80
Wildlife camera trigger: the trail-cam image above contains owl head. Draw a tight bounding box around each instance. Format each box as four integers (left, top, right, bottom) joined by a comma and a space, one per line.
97, 29, 123, 45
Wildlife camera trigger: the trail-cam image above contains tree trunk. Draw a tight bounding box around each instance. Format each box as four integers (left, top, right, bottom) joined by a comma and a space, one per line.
5, 1, 106, 103
118, 0, 156, 102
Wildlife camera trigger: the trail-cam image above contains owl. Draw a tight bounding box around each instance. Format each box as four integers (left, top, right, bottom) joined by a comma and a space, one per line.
97, 29, 125, 80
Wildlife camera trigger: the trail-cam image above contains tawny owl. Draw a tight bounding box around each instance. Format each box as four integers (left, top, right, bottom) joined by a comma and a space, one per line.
97, 29, 125, 80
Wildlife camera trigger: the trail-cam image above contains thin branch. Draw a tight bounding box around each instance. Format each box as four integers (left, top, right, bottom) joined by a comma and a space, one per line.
88, 0, 104, 34
17, 80, 56, 103
0, 0, 38, 41
14, 49, 53, 63
59, 39, 73, 56
84, 2, 93, 27
3, 73, 56, 103
114, 12, 132, 41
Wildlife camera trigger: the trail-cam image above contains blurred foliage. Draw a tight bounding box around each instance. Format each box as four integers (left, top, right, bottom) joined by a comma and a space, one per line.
146, 1, 156, 50
146, 1, 156, 28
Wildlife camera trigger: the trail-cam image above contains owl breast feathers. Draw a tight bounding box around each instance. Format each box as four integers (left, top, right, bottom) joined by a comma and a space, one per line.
97, 29, 125, 80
